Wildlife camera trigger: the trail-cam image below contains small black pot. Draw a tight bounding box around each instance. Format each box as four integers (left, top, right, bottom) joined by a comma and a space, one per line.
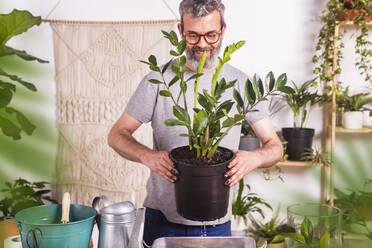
239, 135, 260, 151
169, 146, 235, 221
282, 127, 314, 161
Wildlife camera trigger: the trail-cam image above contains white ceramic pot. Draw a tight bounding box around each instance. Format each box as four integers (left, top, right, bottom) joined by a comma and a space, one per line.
231, 216, 247, 236
363, 110, 372, 127
343, 111, 363, 129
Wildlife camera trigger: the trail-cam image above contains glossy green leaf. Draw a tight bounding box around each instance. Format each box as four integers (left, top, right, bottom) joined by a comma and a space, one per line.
173, 105, 190, 124
148, 79, 163, 84
276, 73, 287, 89
245, 78, 256, 105
164, 118, 187, 126
277, 85, 295, 94
0, 80, 16, 92
266, 71, 275, 91
233, 88, 244, 110
0, 46, 48, 63
5, 107, 36, 135
0, 68, 36, 91
0, 9, 42, 45
177, 39, 186, 55
252, 74, 261, 98
159, 90, 172, 97
148, 55, 157, 66
161, 59, 172, 74
193, 109, 208, 134
169, 75, 180, 87
0, 114, 21, 139
257, 77, 264, 96
0, 88, 12, 107
186, 73, 203, 82
319, 231, 330, 248
149, 65, 160, 72
301, 217, 313, 243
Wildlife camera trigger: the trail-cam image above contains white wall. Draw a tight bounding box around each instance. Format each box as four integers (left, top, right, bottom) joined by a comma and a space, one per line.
2, 0, 371, 218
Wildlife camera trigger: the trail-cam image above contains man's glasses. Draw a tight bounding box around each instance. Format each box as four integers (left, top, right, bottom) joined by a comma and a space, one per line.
183, 30, 222, 45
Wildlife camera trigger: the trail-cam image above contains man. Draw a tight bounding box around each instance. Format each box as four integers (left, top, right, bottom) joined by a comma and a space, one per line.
108, 0, 283, 246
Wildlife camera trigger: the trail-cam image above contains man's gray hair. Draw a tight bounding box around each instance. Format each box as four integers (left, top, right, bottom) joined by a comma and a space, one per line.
179, 0, 225, 30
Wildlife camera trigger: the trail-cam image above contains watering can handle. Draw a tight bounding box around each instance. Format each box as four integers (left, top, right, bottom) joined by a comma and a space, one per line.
92, 195, 110, 214
128, 208, 145, 248
4, 216, 18, 224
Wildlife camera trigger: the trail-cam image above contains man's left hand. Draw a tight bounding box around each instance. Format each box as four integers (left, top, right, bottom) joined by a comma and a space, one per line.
225, 149, 261, 187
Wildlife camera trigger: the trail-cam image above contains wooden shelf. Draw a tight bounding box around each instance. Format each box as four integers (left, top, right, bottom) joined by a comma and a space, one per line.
335, 126, 372, 134
277, 160, 323, 167
339, 21, 372, 26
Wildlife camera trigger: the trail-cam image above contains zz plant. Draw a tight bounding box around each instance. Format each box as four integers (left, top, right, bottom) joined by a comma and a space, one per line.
141, 30, 292, 160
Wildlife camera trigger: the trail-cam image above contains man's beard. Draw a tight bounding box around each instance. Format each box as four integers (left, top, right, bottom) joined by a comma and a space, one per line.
185, 43, 221, 70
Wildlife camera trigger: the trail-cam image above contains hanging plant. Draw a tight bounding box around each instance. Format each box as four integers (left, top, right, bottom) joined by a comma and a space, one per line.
313, 0, 372, 90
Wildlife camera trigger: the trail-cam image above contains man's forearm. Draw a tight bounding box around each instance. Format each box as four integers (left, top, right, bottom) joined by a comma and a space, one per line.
108, 129, 151, 164
254, 138, 283, 168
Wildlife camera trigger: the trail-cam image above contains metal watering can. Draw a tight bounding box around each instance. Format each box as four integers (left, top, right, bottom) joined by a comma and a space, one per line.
93, 196, 144, 248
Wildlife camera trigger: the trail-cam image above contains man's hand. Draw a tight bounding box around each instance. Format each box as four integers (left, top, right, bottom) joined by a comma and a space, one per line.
141, 150, 178, 183
224, 149, 261, 187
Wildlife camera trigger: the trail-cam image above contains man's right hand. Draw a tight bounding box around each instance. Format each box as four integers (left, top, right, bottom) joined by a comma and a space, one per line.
141, 150, 178, 183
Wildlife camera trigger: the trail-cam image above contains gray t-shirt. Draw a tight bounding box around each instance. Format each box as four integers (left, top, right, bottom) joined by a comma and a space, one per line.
125, 62, 268, 226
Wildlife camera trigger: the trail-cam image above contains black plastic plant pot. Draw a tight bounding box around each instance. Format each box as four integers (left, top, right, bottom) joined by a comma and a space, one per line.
282, 127, 315, 161
169, 146, 235, 221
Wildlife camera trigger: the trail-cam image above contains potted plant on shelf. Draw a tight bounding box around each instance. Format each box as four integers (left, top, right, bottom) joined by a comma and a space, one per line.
231, 180, 272, 236
337, 87, 372, 129
239, 120, 260, 151
281, 78, 321, 161
141, 31, 292, 221
0, 178, 56, 246
247, 209, 296, 248
313, 0, 372, 85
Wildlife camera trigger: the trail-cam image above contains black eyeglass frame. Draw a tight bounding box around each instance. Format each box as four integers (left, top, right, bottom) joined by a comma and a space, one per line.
183, 28, 223, 45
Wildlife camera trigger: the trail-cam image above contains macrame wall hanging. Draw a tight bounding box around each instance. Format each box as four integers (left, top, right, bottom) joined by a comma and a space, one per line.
45, 3, 178, 207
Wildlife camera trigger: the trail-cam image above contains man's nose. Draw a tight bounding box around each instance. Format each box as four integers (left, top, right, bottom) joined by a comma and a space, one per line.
196, 35, 208, 47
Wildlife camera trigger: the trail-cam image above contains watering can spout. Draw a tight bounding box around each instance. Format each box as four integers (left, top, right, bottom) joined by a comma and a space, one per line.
128, 207, 144, 248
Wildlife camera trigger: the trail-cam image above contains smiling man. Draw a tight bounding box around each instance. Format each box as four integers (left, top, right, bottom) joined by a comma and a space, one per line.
108, 0, 283, 246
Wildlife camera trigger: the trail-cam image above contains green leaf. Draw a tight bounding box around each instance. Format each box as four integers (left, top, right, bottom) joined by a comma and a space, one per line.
233, 89, 244, 112
169, 75, 180, 87
276, 73, 287, 89
0, 87, 12, 107
245, 78, 256, 105
222, 117, 235, 128
173, 105, 190, 124
252, 74, 261, 98
5, 107, 36, 135
0, 80, 16, 91
193, 109, 208, 134
170, 50, 178, 57
0, 46, 48, 63
301, 217, 313, 243
257, 77, 264, 96
148, 55, 157, 66
0, 68, 37, 91
161, 59, 172, 74
286, 233, 306, 244
277, 86, 295, 94
169, 31, 179, 46
148, 79, 163, 84
179, 55, 186, 66
0, 114, 21, 139
177, 39, 186, 55
319, 231, 330, 248
12, 199, 41, 214
149, 65, 160, 72
0, 9, 42, 45
164, 118, 187, 126
266, 71, 275, 91
197, 93, 213, 112
271, 235, 285, 243
159, 90, 172, 97
186, 73, 203, 82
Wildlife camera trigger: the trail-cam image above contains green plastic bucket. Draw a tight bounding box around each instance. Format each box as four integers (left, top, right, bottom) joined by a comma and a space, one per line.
6, 204, 96, 248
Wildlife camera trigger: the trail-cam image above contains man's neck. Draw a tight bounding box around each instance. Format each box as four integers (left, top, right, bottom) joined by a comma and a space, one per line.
185, 61, 218, 73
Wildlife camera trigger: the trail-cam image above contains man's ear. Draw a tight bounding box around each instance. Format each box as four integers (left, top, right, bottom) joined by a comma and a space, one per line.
221, 24, 226, 36
177, 23, 182, 36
